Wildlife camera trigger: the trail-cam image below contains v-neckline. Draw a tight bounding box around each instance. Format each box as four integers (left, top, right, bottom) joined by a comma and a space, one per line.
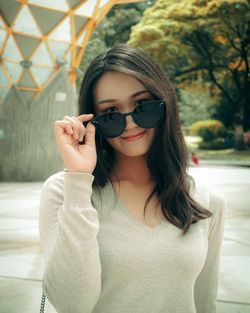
117, 196, 167, 230
105, 182, 170, 232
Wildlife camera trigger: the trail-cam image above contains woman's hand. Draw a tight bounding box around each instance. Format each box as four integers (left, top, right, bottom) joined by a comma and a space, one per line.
54, 114, 97, 174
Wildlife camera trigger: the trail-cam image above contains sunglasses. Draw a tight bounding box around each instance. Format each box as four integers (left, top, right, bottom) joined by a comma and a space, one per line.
92, 99, 165, 138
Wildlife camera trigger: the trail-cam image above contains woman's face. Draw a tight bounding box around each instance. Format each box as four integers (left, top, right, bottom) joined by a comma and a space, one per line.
93, 71, 156, 158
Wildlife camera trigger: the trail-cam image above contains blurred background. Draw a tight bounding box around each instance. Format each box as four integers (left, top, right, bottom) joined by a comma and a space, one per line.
0, 0, 249, 312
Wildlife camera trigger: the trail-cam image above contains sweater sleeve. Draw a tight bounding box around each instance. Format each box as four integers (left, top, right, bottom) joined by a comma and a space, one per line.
194, 192, 225, 313
39, 171, 101, 313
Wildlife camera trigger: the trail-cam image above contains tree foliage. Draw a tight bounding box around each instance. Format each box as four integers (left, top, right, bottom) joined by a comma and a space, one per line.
77, 1, 154, 90
179, 82, 217, 127
128, 0, 250, 139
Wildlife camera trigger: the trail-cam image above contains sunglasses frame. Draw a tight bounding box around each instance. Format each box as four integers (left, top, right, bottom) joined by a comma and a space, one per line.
92, 99, 165, 139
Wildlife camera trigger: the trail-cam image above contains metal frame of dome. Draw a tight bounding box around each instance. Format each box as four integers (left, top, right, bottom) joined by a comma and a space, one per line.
0, 0, 143, 102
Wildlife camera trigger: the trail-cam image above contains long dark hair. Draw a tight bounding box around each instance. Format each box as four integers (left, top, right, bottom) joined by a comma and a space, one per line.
79, 44, 212, 235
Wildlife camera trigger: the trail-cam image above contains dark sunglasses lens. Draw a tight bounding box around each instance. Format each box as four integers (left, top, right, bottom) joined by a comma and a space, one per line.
92, 112, 125, 138
133, 101, 164, 128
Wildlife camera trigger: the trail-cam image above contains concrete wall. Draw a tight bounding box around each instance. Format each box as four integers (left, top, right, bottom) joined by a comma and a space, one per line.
0, 69, 78, 181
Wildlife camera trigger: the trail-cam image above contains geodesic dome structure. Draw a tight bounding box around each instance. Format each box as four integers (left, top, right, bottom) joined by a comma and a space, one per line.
0, 0, 142, 103
0, 0, 143, 181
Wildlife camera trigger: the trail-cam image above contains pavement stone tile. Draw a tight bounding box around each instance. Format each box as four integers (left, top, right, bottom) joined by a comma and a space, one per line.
0, 278, 56, 313
217, 301, 250, 313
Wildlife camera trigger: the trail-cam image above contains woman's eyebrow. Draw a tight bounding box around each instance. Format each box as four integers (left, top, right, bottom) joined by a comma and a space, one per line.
131, 90, 150, 98
96, 98, 116, 105
96, 90, 150, 105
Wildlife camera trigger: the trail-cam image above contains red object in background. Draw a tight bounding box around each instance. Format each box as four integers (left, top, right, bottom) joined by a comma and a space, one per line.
191, 153, 199, 165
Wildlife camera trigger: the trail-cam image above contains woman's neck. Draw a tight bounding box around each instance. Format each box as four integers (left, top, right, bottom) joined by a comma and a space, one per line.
111, 153, 153, 185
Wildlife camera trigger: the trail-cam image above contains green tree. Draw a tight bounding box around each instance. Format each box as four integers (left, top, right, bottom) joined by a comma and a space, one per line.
129, 0, 250, 149
77, 1, 154, 90
179, 82, 217, 128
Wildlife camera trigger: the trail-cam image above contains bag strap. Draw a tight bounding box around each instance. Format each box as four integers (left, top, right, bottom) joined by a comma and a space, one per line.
40, 294, 46, 313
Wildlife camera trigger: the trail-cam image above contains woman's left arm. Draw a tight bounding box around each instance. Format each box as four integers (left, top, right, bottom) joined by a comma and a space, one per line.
194, 192, 226, 313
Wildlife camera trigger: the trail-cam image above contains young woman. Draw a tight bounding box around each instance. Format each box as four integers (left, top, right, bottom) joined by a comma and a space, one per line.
39, 44, 225, 313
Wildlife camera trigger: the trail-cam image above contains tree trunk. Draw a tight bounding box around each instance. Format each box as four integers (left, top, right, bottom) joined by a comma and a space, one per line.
234, 125, 245, 150
234, 106, 246, 150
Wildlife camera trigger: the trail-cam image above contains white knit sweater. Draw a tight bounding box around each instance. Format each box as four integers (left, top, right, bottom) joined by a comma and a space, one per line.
39, 171, 225, 313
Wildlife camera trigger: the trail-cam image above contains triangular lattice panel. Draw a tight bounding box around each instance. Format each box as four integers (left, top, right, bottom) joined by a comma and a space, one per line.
0, 0, 144, 103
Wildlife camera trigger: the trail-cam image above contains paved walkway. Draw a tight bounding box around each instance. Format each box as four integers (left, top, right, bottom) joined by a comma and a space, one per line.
189, 166, 250, 313
0, 166, 250, 312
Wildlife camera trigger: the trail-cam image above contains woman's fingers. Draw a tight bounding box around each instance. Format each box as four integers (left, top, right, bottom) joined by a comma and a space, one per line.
54, 114, 95, 143
76, 114, 94, 142
71, 117, 81, 141
54, 120, 73, 136
63, 116, 80, 140
85, 121, 96, 147
76, 114, 94, 123
54, 113, 97, 173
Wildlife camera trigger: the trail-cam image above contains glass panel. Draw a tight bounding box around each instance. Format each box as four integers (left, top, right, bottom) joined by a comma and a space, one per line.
66, 0, 82, 9
29, 6, 65, 35
0, 66, 10, 85
28, 0, 69, 11
0, 86, 10, 101
49, 16, 71, 42
74, 16, 88, 36
2, 35, 22, 62
48, 40, 70, 60
65, 51, 72, 70
0, 29, 7, 50
30, 66, 53, 85
0, 16, 6, 29
75, 0, 97, 17
0, 1, 21, 26
13, 5, 41, 36
31, 42, 54, 66
4, 61, 23, 82
99, 0, 109, 8
76, 31, 86, 46
14, 34, 40, 59
18, 69, 37, 88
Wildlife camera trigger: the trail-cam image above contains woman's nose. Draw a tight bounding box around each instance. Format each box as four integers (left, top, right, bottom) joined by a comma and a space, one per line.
124, 114, 137, 130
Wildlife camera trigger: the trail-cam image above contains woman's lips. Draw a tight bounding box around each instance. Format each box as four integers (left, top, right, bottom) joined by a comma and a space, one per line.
121, 131, 146, 141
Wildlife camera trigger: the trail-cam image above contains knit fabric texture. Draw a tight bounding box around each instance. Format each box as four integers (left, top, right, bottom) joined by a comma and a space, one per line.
39, 171, 225, 313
